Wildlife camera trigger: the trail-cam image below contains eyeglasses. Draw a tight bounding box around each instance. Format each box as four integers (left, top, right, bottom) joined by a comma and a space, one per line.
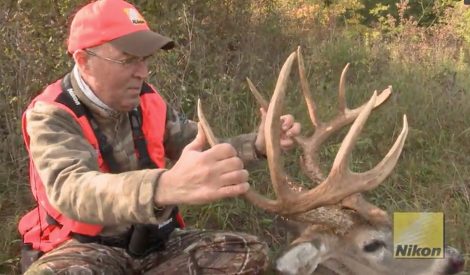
84, 49, 152, 66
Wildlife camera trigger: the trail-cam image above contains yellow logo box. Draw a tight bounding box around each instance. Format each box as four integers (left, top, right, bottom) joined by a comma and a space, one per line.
393, 212, 444, 259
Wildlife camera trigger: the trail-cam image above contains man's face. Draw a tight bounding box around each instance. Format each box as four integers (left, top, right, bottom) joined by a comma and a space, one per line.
78, 43, 150, 112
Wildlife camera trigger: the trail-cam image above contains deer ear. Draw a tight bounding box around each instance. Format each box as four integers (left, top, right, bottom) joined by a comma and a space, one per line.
276, 241, 322, 275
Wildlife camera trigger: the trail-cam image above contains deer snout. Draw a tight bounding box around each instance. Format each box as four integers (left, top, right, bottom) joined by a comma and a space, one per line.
444, 246, 465, 275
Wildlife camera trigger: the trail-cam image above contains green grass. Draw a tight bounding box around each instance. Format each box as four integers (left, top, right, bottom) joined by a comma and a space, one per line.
1, 1, 469, 273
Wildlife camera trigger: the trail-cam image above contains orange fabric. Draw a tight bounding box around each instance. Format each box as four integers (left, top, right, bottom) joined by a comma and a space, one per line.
67, 0, 150, 53
19, 79, 171, 252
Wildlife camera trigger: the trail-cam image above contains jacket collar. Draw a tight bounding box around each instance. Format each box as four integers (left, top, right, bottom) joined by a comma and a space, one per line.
70, 67, 122, 120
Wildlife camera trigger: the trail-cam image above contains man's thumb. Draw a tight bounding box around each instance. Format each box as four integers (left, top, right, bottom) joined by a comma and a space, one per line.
185, 123, 207, 152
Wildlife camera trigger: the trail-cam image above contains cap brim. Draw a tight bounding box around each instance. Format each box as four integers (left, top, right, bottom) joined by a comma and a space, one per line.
109, 30, 174, 57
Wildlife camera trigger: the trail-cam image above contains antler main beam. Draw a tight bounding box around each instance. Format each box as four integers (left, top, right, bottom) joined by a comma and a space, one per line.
198, 47, 408, 219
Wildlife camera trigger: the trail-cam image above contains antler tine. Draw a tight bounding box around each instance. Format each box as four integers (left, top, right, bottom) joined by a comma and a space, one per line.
198, 52, 304, 214
199, 49, 408, 226
246, 77, 269, 110
297, 46, 319, 127
197, 99, 219, 147
197, 99, 283, 212
334, 115, 408, 229
282, 92, 377, 212
345, 86, 392, 117
338, 64, 391, 115
330, 91, 378, 173
295, 54, 392, 184
348, 115, 408, 191
285, 93, 408, 214
247, 57, 308, 199
300, 86, 392, 183
265, 51, 299, 202
337, 115, 408, 226
338, 63, 350, 113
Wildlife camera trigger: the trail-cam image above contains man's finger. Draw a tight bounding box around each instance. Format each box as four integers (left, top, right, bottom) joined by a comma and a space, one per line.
280, 114, 295, 130
280, 139, 295, 150
213, 156, 244, 175
286, 122, 301, 137
205, 143, 238, 161
216, 182, 250, 199
219, 169, 249, 186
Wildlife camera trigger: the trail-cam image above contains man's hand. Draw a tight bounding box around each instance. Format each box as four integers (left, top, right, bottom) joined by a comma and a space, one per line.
155, 123, 250, 206
254, 108, 301, 156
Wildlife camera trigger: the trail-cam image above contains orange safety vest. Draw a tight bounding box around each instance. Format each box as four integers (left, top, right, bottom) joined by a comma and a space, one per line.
19, 75, 184, 252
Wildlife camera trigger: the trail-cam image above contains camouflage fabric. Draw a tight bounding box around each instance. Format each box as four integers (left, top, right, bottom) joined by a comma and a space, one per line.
160, 90, 260, 162
25, 229, 269, 274
24, 72, 261, 236
22, 71, 267, 272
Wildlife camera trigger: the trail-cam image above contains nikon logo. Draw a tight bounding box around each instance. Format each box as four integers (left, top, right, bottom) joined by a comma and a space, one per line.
393, 212, 444, 259
395, 244, 442, 257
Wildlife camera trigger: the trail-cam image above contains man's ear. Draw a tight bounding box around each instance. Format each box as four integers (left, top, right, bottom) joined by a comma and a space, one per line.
73, 50, 90, 72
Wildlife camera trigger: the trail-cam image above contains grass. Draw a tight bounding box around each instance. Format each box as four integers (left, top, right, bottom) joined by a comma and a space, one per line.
0, 0, 469, 273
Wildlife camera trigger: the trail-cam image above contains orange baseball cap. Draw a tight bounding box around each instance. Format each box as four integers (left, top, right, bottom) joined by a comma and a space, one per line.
67, 0, 174, 57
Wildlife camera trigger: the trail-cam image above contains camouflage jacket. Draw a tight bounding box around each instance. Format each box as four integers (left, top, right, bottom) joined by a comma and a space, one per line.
24, 72, 261, 236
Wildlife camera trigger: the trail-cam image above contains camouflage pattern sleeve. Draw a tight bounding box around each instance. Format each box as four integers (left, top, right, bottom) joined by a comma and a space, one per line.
222, 133, 262, 161
163, 106, 197, 161
163, 106, 264, 163
25, 101, 171, 226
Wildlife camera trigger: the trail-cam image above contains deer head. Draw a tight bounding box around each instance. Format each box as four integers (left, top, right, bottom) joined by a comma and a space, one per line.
197, 47, 465, 275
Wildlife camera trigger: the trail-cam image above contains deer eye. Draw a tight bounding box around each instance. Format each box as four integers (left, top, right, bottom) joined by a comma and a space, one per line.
363, 240, 386, 253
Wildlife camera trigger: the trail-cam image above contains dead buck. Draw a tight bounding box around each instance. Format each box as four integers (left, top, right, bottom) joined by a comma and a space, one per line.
197, 47, 465, 275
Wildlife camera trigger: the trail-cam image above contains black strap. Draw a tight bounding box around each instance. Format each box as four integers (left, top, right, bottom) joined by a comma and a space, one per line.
59, 74, 154, 172
129, 107, 157, 169
58, 75, 179, 256
85, 109, 121, 173
72, 229, 132, 249
20, 244, 44, 273
73, 207, 181, 257
127, 207, 181, 257
57, 74, 86, 117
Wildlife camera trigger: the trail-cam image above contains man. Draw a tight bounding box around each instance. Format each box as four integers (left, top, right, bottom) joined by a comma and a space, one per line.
19, 0, 301, 274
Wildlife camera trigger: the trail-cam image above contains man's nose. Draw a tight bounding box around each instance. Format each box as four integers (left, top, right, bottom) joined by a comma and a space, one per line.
133, 60, 149, 79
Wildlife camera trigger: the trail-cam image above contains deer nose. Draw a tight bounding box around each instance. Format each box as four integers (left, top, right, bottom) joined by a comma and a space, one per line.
445, 255, 465, 274
445, 247, 465, 274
